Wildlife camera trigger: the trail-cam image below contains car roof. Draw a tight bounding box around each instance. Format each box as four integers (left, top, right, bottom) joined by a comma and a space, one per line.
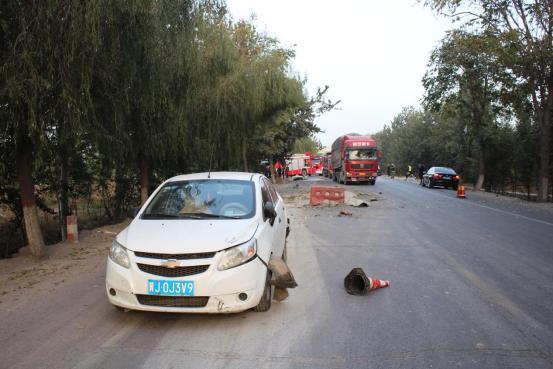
165, 172, 261, 183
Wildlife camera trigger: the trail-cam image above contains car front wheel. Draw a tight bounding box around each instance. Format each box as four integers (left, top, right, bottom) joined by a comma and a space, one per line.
253, 270, 272, 312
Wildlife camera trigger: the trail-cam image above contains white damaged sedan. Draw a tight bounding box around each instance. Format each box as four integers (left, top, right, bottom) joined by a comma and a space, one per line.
106, 172, 288, 313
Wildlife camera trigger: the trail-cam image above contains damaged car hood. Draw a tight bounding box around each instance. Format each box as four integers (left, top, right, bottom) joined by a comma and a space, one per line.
119, 218, 259, 254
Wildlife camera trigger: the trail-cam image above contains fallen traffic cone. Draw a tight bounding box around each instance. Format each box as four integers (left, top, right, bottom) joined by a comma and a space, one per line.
344, 268, 390, 295
457, 185, 466, 198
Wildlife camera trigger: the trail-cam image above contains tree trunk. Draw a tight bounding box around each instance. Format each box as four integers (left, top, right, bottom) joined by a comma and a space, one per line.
59, 156, 69, 241
536, 92, 551, 202
474, 141, 485, 191
269, 157, 276, 184
242, 137, 248, 172
139, 158, 149, 205
15, 147, 45, 258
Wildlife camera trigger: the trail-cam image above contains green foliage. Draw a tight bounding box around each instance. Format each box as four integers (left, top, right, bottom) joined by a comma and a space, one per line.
0, 0, 334, 250
423, 0, 553, 199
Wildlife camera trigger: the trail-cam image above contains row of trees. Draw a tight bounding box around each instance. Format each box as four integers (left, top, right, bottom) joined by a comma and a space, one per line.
375, 0, 552, 199
0, 1, 335, 258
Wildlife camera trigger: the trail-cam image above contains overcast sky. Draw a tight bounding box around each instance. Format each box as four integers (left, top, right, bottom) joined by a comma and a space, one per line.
226, 0, 453, 146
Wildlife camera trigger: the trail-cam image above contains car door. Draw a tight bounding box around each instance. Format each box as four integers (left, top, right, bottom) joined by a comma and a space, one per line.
257, 178, 278, 262
264, 178, 286, 258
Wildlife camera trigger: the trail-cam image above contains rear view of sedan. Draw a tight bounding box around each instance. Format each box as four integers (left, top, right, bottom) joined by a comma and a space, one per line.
106, 172, 288, 313
423, 167, 460, 189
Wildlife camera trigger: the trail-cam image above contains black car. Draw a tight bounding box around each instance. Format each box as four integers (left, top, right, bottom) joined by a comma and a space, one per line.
422, 167, 460, 189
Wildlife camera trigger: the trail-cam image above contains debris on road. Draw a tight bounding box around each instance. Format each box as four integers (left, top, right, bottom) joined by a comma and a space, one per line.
268, 256, 297, 285
344, 268, 390, 295
273, 287, 289, 302
338, 210, 353, 217
268, 257, 297, 302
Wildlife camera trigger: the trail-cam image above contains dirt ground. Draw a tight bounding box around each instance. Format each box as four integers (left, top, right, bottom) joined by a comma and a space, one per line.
0, 220, 130, 313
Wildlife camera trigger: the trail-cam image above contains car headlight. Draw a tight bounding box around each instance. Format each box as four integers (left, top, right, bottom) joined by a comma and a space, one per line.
218, 239, 257, 271
109, 239, 130, 269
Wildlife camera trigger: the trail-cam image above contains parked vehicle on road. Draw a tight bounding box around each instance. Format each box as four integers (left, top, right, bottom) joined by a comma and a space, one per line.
331, 133, 380, 185
311, 155, 323, 175
422, 167, 460, 189
324, 152, 333, 178
286, 152, 316, 177
106, 172, 288, 313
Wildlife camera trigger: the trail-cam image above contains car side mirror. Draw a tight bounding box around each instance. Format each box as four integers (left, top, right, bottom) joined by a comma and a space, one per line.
263, 201, 277, 221
127, 207, 140, 219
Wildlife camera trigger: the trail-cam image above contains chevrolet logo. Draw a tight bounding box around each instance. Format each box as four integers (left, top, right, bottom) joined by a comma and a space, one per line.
161, 259, 179, 268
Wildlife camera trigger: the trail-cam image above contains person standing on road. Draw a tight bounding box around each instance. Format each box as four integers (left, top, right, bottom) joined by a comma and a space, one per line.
418, 163, 425, 185
405, 164, 412, 180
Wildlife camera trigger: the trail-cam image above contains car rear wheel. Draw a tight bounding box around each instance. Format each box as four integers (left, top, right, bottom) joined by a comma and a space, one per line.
253, 270, 272, 312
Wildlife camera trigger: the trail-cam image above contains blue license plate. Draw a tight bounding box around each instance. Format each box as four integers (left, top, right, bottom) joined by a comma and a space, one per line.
147, 279, 194, 296
444, 176, 451, 180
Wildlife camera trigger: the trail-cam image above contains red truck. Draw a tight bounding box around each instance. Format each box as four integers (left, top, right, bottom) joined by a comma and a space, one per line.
331, 134, 380, 185
323, 152, 333, 178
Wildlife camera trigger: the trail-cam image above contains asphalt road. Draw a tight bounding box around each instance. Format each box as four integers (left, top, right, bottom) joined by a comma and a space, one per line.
2, 176, 553, 369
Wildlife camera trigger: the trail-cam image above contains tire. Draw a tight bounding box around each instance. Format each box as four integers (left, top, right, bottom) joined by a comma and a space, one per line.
370, 180, 375, 185
453, 184, 458, 191
428, 180, 433, 189
253, 270, 272, 312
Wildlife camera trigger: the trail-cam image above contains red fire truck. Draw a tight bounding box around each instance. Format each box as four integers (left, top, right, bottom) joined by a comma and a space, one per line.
286, 152, 317, 176
331, 134, 380, 185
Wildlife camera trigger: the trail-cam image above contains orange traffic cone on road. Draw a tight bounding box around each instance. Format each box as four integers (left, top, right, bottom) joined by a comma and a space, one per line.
344, 268, 390, 295
457, 185, 466, 198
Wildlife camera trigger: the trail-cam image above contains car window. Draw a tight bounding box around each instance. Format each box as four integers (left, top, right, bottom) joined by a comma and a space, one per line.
259, 179, 273, 221
435, 167, 456, 174
427, 168, 434, 174
260, 179, 272, 205
264, 178, 279, 205
142, 179, 255, 219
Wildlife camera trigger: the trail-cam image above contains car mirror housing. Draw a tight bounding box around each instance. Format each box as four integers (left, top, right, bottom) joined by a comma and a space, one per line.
263, 201, 277, 220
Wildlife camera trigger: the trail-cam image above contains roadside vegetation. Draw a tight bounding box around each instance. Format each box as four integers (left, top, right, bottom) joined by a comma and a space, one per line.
0, 1, 337, 258
374, 0, 552, 201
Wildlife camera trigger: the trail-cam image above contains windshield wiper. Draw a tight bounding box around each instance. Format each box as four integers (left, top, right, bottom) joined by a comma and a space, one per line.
180, 212, 242, 219
141, 213, 181, 219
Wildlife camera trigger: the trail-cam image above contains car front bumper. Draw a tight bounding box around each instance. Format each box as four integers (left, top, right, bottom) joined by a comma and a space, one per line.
105, 255, 267, 313
346, 172, 376, 182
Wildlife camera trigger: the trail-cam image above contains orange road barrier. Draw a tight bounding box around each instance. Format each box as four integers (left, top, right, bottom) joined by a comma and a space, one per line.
344, 268, 390, 295
310, 186, 345, 206
457, 185, 466, 198
67, 215, 79, 242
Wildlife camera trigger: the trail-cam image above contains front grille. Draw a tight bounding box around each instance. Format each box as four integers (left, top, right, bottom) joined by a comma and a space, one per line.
137, 263, 210, 277
351, 164, 376, 170
134, 251, 216, 260
136, 295, 209, 308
